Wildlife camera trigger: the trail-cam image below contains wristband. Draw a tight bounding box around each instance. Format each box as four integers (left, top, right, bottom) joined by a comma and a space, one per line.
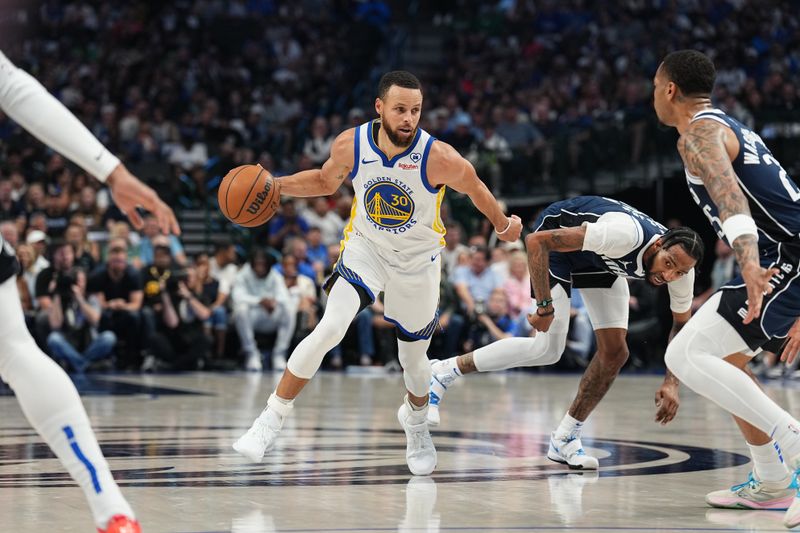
722, 214, 758, 244
536, 298, 553, 308
496, 218, 512, 235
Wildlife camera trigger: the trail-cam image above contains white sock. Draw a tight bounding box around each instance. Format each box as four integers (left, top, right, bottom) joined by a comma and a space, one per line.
39, 410, 134, 528
748, 441, 790, 482
404, 395, 428, 424
554, 413, 583, 440
265, 393, 294, 419
770, 414, 800, 470
437, 357, 462, 379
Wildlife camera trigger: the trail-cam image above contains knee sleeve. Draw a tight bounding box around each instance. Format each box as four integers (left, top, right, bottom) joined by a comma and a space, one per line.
287, 279, 361, 379
473, 328, 569, 372
398, 339, 432, 398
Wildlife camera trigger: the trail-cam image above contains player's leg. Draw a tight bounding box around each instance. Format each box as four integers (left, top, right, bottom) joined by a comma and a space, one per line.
0, 277, 138, 532
232, 276, 367, 461
663, 291, 800, 526
705, 354, 793, 509
548, 277, 630, 470
427, 283, 571, 425
385, 261, 440, 475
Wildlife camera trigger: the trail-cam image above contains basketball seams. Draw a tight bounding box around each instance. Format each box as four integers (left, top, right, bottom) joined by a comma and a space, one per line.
238, 175, 281, 226
222, 165, 249, 218
230, 166, 265, 220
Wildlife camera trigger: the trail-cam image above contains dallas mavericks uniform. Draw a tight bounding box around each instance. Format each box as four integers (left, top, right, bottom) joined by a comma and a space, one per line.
534, 196, 669, 289
327, 120, 446, 340
686, 109, 800, 350
531, 196, 693, 330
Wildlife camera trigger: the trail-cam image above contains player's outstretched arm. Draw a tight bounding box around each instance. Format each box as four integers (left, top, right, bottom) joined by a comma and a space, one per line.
427, 141, 521, 242
678, 119, 776, 324
0, 51, 178, 235
275, 129, 355, 198
523, 226, 585, 332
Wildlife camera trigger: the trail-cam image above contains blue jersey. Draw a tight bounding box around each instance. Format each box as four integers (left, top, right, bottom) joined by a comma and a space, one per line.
532, 196, 666, 281
685, 109, 800, 247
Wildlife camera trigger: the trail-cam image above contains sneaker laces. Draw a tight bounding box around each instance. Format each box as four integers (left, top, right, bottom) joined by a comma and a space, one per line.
731, 472, 760, 493
406, 421, 433, 458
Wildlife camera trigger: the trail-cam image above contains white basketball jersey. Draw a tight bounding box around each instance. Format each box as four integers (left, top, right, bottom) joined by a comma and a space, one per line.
343, 120, 446, 257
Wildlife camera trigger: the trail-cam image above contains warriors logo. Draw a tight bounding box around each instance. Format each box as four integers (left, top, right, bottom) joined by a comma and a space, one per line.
364, 181, 415, 229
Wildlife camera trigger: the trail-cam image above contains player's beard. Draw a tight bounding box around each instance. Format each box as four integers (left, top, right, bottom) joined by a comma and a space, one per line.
381, 117, 417, 148
643, 252, 660, 287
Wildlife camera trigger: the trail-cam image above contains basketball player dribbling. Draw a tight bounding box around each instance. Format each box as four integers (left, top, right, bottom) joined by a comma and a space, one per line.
233, 71, 522, 475
0, 51, 179, 533
654, 49, 800, 527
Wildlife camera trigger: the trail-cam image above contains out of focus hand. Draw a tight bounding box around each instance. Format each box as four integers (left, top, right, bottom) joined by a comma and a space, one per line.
654, 382, 680, 425
496, 215, 522, 242
740, 262, 778, 325
106, 164, 180, 235
780, 318, 800, 365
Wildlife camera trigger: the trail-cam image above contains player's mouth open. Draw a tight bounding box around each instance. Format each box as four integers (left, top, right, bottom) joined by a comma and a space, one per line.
652, 274, 665, 285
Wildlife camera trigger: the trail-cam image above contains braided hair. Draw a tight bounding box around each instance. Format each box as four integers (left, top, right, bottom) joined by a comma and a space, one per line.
661, 226, 705, 266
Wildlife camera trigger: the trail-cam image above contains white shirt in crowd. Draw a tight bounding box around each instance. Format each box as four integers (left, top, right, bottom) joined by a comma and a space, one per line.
231, 264, 290, 311
209, 257, 239, 296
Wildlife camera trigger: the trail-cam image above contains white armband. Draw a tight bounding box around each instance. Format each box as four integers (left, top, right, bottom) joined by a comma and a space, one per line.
722, 214, 758, 244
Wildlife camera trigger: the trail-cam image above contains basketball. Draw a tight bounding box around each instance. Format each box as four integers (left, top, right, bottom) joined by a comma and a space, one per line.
218, 164, 281, 227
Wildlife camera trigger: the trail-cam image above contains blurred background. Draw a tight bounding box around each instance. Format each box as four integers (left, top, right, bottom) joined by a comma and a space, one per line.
0, 0, 797, 377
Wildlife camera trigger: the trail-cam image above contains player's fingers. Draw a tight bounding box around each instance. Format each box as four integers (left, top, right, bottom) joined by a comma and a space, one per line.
127, 208, 144, 230
783, 340, 800, 364
743, 291, 763, 324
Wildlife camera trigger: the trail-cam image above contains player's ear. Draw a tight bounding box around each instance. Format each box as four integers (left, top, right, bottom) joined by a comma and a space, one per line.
375, 97, 383, 116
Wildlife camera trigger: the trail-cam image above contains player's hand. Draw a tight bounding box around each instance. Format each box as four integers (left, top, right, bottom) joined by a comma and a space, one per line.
496, 215, 522, 242
741, 263, 778, 324
780, 318, 800, 365
106, 164, 180, 235
527, 306, 554, 333
654, 382, 679, 425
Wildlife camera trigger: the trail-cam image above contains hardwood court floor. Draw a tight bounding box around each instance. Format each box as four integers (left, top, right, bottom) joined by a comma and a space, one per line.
2, 370, 799, 532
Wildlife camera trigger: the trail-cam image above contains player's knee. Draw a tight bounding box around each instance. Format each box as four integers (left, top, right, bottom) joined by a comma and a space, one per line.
664, 338, 687, 378
313, 316, 350, 347
595, 343, 629, 370
520, 332, 566, 366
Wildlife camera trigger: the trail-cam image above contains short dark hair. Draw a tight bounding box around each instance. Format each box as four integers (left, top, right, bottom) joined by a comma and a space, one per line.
377, 71, 422, 99
661, 50, 716, 97
661, 226, 705, 266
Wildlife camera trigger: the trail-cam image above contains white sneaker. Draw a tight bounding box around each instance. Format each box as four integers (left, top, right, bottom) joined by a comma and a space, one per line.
427, 359, 457, 427
783, 471, 800, 528
272, 353, 287, 371
233, 397, 291, 461
705, 471, 794, 510
547, 432, 599, 470
397, 400, 437, 475
245, 352, 262, 372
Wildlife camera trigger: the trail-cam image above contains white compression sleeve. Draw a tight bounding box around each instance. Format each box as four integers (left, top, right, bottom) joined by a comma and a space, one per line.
286, 278, 362, 379
473, 284, 571, 372
665, 292, 800, 448
0, 51, 119, 181
0, 278, 132, 527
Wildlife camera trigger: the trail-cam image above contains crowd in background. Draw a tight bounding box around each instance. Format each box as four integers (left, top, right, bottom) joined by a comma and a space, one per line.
0, 0, 798, 374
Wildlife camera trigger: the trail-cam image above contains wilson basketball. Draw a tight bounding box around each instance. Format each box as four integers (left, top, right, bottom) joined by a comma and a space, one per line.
218, 164, 281, 227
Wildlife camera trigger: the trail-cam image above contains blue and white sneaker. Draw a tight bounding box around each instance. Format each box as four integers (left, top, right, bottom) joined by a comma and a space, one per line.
706, 471, 794, 510
783, 470, 800, 528
427, 359, 457, 427
547, 432, 599, 470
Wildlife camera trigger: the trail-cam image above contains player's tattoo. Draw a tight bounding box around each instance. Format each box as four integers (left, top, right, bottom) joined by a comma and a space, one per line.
678, 119, 759, 268
526, 228, 585, 303
458, 352, 478, 374
569, 353, 620, 420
